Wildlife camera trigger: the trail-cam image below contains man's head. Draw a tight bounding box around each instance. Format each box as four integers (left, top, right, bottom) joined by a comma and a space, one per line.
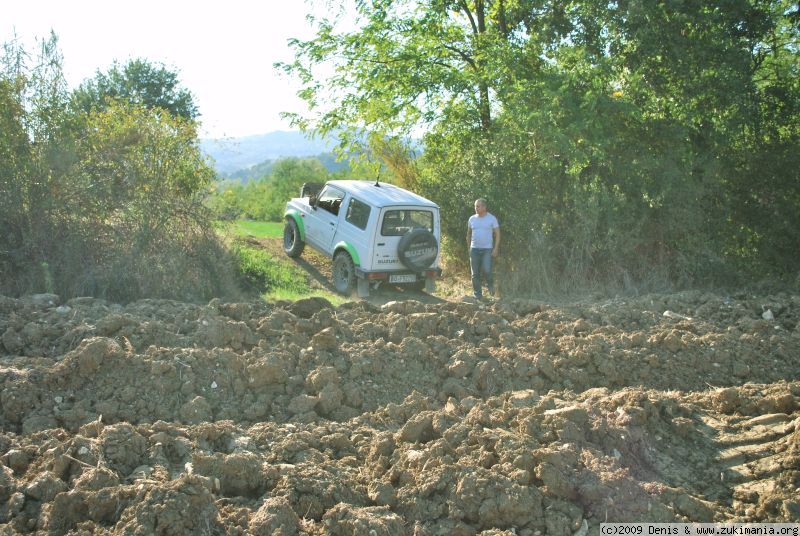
474, 198, 487, 216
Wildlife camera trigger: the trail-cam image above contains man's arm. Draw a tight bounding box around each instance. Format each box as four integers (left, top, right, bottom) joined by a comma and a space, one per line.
466, 224, 472, 248
492, 227, 500, 257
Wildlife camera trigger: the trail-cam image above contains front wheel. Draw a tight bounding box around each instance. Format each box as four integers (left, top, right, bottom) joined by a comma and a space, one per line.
283, 219, 304, 258
332, 251, 356, 295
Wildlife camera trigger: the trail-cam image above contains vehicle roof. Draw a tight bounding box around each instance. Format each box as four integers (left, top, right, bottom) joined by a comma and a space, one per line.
326, 180, 439, 209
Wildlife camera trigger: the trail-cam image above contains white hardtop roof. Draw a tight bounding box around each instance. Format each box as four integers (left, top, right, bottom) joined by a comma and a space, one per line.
326, 180, 439, 209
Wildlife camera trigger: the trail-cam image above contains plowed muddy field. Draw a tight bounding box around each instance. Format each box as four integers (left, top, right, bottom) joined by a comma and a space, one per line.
1, 290, 798, 534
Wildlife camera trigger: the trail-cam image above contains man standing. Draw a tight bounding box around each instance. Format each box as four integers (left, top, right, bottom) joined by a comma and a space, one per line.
466, 198, 500, 300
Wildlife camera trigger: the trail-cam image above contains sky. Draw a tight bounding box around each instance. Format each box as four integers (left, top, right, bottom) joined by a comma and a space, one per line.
2, 0, 326, 139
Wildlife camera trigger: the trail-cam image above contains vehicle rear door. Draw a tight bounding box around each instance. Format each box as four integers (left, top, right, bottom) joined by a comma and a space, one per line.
372, 206, 437, 271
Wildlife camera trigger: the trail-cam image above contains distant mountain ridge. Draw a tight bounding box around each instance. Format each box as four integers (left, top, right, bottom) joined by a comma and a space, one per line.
201, 130, 338, 176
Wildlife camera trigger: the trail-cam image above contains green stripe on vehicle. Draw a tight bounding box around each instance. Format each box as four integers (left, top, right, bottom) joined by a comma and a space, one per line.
284, 209, 305, 241
334, 241, 360, 266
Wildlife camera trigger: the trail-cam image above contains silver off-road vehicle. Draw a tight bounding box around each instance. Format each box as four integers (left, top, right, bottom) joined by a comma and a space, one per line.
283, 180, 441, 297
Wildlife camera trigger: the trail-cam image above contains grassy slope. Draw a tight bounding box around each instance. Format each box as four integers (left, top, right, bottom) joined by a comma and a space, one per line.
222, 220, 347, 304
229, 220, 284, 239
222, 219, 473, 303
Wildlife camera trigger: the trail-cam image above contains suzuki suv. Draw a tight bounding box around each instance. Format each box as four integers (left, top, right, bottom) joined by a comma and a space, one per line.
283, 180, 441, 297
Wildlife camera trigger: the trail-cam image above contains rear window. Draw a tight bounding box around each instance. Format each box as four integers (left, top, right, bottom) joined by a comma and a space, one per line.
381, 210, 434, 236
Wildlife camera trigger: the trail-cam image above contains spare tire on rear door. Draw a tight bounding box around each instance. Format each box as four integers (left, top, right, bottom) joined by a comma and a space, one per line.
397, 228, 438, 272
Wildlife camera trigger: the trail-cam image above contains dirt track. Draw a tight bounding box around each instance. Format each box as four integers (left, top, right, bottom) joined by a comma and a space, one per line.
1, 289, 799, 534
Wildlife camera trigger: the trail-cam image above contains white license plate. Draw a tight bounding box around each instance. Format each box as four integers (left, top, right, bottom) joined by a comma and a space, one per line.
389, 274, 417, 283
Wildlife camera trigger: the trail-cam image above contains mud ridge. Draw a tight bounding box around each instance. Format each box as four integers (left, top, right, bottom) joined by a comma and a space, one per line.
1, 290, 798, 533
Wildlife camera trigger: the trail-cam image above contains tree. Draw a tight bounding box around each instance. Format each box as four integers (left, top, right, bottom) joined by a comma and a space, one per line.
1, 32, 78, 295
286, 0, 800, 291
69, 101, 224, 300
264, 158, 329, 220
205, 157, 332, 222
279, 0, 527, 140
72, 58, 198, 120
1, 35, 239, 301
0, 78, 32, 283
719, 0, 800, 275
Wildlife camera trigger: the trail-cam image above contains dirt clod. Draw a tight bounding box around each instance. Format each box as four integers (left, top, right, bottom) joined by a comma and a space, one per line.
0, 290, 798, 533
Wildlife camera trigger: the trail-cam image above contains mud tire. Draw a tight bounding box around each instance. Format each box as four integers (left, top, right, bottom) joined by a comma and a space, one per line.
332, 251, 356, 295
283, 219, 304, 258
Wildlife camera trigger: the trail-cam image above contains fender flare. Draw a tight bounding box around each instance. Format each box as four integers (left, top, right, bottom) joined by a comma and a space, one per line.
284, 209, 306, 241
333, 241, 361, 267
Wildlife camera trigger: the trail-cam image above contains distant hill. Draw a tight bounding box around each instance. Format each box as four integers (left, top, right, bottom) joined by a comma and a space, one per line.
223, 153, 350, 183
201, 131, 339, 176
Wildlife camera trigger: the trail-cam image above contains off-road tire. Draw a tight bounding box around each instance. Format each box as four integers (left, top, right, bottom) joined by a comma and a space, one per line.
332, 251, 356, 295
408, 279, 425, 291
407, 276, 436, 293
397, 228, 438, 272
283, 218, 305, 258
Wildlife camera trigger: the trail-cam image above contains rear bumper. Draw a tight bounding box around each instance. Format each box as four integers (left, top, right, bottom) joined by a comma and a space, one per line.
355, 267, 442, 280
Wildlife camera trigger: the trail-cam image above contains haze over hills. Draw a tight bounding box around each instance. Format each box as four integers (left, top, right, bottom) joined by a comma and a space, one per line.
200, 130, 338, 176
201, 130, 421, 180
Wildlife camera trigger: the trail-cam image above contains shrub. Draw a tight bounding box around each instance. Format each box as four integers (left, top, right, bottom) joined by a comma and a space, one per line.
0, 44, 243, 302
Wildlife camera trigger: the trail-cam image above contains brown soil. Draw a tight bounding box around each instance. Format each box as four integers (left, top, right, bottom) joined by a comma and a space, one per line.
1, 282, 799, 533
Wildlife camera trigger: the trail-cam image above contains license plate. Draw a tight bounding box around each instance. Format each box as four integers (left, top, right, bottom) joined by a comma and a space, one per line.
389, 274, 417, 283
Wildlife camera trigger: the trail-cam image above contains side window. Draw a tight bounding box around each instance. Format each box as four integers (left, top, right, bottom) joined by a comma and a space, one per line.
345, 197, 371, 230
316, 186, 345, 216
381, 210, 434, 236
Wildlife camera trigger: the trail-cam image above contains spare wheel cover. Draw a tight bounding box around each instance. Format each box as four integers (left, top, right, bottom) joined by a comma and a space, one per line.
397, 229, 438, 271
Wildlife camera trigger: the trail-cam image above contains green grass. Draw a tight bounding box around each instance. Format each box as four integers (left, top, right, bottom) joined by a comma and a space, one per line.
236, 245, 305, 291
215, 219, 347, 304
229, 220, 284, 238
233, 242, 346, 305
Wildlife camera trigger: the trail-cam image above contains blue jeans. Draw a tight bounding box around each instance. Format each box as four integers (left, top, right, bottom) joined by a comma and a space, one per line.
470, 248, 494, 298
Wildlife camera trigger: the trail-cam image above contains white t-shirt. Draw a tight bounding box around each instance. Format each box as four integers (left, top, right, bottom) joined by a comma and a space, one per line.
468, 213, 499, 249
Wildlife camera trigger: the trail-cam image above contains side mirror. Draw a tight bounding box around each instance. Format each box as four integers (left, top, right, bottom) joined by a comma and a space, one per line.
309, 193, 318, 208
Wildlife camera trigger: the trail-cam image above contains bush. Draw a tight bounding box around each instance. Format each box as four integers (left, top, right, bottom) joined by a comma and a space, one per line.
419, 114, 735, 296
0, 42, 243, 302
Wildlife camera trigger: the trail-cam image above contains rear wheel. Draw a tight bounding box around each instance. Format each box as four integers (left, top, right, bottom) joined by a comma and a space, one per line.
408, 275, 436, 294
408, 278, 425, 292
283, 218, 304, 257
332, 251, 356, 295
